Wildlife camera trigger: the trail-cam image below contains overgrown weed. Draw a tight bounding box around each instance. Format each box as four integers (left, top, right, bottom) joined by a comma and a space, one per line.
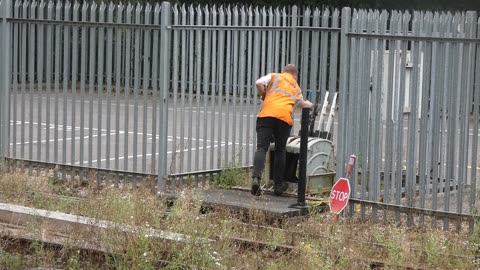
211, 163, 248, 189
0, 172, 477, 269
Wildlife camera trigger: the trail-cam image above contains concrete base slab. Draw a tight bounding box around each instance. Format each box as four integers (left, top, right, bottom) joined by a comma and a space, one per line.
170, 189, 308, 219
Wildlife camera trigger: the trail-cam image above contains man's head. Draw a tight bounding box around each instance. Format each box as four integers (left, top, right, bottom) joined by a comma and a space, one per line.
282, 64, 298, 77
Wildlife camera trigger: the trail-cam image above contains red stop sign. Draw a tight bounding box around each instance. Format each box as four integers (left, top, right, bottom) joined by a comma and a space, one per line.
329, 178, 351, 214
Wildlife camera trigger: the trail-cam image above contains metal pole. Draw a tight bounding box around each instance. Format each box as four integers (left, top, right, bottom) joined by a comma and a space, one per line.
289, 6, 297, 65
336, 7, 351, 181
0, 0, 11, 171
158, 1, 171, 191
297, 107, 310, 206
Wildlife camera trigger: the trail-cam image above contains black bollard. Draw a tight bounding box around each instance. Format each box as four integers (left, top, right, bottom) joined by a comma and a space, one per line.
297, 107, 310, 206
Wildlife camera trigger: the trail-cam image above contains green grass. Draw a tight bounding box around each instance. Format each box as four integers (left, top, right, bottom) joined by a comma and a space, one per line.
211, 163, 248, 189
0, 251, 25, 270
0, 171, 478, 269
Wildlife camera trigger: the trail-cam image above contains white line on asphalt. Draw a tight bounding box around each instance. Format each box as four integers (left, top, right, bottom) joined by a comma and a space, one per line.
9, 121, 249, 144
7, 132, 131, 146
75, 141, 250, 165
16, 95, 263, 117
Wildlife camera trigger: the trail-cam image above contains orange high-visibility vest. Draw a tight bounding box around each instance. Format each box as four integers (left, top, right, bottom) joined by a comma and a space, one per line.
258, 72, 303, 126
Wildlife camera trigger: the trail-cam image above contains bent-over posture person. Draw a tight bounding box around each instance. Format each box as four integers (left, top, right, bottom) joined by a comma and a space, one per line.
252, 64, 313, 196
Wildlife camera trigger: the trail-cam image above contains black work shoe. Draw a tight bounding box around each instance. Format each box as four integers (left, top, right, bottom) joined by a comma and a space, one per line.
274, 182, 288, 196
251, 177, 261, 196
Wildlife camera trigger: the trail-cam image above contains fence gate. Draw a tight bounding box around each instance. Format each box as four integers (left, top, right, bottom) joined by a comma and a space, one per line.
166, 4, 342, 187
337, 8, 480, 230
0, 0, 173, 186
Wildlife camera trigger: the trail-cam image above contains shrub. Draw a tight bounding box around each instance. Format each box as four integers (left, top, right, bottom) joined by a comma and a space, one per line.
211, 164, 246, 189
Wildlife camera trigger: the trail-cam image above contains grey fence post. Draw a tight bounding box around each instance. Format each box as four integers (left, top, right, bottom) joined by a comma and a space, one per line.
336, 7, 351, 182
158, 1, 171, 191
0, 0, 11, 171
289, 5, 298, 65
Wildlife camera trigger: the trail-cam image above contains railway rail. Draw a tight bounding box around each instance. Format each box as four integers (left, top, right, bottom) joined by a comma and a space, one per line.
0, 200, 449, 269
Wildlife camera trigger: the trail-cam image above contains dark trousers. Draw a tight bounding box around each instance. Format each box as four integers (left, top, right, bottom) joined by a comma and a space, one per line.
253, 117, 292, 185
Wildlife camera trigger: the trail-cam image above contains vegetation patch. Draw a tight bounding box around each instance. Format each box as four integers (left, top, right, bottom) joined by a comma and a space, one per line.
0, 171, 478, 269
211, 163, 248, 189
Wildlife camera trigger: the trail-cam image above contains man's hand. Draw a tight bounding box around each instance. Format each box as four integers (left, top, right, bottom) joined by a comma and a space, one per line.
301, 100, 314, 108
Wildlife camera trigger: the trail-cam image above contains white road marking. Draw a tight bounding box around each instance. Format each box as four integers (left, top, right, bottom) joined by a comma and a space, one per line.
75, 141, 250, 165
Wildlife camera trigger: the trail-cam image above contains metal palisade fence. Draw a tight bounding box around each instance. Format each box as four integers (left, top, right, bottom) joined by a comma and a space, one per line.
0, 0, 479, 230
0, 1, 343, 185
339, 9, 480, 230
1, 1, 173, 186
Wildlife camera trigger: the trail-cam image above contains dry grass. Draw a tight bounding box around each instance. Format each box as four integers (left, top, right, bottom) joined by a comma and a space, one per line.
0, 171, 478, 269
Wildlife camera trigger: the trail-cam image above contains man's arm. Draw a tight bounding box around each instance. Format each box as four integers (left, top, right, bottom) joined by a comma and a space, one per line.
298, 99, 314, 109
256, 74, 272, 100
256, 82, 266, 100
295, 91, 314, 109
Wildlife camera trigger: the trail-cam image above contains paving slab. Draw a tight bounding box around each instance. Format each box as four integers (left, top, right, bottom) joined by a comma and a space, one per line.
170, 189, 308, 219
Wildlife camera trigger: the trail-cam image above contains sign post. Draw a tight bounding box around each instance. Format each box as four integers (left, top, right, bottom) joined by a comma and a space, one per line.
330, 155, 356, 223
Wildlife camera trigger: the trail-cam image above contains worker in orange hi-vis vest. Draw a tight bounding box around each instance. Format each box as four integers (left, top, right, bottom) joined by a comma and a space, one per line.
251, 64, 313, 196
